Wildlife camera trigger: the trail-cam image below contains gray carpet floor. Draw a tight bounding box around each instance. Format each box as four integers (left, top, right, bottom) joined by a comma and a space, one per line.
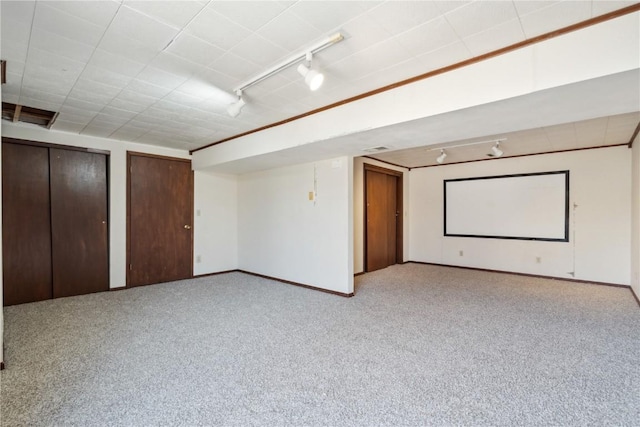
1, 264, 639, 426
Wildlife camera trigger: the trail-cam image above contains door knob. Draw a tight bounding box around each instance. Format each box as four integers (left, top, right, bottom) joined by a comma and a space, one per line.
184, 225, 191, 229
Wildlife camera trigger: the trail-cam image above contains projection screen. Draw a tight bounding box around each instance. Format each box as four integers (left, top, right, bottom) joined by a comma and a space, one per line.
444, 171, 569, 241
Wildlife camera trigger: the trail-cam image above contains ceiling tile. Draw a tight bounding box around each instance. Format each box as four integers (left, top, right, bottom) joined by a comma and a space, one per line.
32, 3, 106, 46
53, 120, 88, 133
513, 1, 560, 16
106, 98, 153, 114
1, 1, 35, 46
20, 87, 66, 107
367, 1, 442, 36
208, 52, 260, 84
1, 44, 28, 66
67, 86, 117, 105
519, 1, 592, 38
184, 7, 252, 51
98, 32, 162, 64
289, 1, 375, 33
125, 79, 173, 98
166, 33, 226, 67
59, 104, 100, 120
463, 18, 526, 56
256, 10, 323, 52
63, 97, 105, 113
105, 6, 179, 49
22, 75, 74, 97
45, 1, 120, 27
82, 124, 121, 138
229, 34, 289, 68
91, 113, 130, 127
435, 1, 474, 14
100, 106, 139, 120
147, 52, 208, 80
208, 1, 288, 31
592, 1, 638, 16
29, 27, 96, 63
79, 64, 134, 88
136, 65, 189, 91
72, 78, 124, 99
114, 89, 161, 108
87, 49, 147, 78
445, 1, 519, 38
123, 1, 205, 28
175, 79, 235, 102
392, 17, 460, 57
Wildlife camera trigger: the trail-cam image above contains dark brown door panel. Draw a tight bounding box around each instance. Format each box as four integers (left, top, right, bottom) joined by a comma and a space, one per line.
50, 148, 109, 298
128, 154, 193, 287
2, 142, 52, 305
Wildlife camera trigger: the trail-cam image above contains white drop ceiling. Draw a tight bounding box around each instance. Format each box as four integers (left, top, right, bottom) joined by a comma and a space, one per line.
2, 0, 638, 161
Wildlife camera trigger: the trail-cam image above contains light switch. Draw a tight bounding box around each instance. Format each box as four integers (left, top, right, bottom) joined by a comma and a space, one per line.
308, 191, 315, 201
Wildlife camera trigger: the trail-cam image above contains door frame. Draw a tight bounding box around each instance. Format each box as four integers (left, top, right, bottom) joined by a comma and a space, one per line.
126, 151, 194, 287
363, 163, 404, 272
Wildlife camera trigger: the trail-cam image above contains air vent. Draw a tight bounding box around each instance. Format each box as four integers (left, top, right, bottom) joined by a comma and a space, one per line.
362, 146, 390, 153
2, 102, 58, 129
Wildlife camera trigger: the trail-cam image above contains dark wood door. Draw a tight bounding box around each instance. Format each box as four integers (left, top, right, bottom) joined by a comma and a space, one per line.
365, 167, 401, 272
50, 148, 109, 298
2, 142, 53, 305
128, 154, 193, 287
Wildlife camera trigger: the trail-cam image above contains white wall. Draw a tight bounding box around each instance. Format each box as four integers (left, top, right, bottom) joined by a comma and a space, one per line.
353, 157, 409, 274
1, 122, 191, 288
409, 146, 632, 285
632, 135, 640, 298
238, 157, 353, 294
193, 171, 238, 275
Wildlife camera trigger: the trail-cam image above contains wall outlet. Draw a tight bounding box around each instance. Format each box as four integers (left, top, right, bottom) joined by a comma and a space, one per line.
196, 255, 201, 263
536, 257, 541, 264
459, 250, 463, 256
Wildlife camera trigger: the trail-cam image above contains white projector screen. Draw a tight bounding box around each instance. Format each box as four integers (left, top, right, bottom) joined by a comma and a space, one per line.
444, 171, 569, 241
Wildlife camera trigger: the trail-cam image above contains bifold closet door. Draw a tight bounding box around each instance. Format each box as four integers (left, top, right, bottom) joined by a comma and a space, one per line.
49, 148, 109, 298
2, 143, 53, 305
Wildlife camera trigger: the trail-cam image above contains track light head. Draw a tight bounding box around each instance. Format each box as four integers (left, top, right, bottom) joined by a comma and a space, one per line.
297, 53, 324, 91
436, 149, 447, 164
227, 91, 245, 118
491, 142, 503, 157
297, 63, 324, 91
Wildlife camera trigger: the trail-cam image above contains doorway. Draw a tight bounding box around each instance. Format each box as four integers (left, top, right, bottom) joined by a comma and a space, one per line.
364, 164, 403, 272
127, 152, 193, 287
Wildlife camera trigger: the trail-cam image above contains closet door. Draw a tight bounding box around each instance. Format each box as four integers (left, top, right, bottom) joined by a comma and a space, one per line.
2, 142, 52, 305
50, 148, 109, 298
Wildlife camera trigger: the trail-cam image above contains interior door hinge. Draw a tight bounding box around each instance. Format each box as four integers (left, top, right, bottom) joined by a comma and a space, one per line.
129, 264, 132, 270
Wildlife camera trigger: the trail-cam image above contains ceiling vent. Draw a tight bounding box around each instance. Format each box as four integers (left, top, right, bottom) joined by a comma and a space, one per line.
2, 102, 58, 129
362, 146, 390, 153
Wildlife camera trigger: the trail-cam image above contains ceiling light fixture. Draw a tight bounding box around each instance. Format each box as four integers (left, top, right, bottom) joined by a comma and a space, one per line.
429, 138, 507, 152
297, 52, 324, 91
491, 141, 503, 157
226, 33, 343, 118
436, 149, 447, 164
226, 90, 245, 118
